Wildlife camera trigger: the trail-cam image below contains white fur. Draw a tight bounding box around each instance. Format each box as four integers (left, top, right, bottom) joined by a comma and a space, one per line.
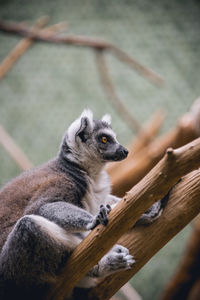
81, 109, 93, 124
102, 114, 111, 125
67, 109, 94, 145
29, 215, 81, 249
82, 170, 111, 215
98, 127, 117, 140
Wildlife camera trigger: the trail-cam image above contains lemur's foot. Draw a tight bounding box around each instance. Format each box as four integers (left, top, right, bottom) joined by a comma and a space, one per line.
98, 244, 135, 277
90, 204, 112, 229
135, 201, 164, 226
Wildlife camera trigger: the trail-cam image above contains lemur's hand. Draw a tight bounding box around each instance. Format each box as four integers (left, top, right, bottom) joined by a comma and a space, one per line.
90, 204, 111, 229
97, 244, 135, 277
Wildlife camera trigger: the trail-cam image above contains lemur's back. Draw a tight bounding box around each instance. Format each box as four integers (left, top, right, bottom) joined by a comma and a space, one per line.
0, 159, 81, 251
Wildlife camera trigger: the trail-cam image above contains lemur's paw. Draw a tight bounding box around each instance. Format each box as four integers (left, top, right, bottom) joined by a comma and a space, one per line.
90, 204, 112, 230
105, 245, 135, 272
98, 204, 112, 226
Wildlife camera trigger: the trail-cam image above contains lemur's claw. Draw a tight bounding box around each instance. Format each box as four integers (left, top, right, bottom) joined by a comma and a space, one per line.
99, 205, 109, 226
106, 204, 112, 213
90, 204, 112, 230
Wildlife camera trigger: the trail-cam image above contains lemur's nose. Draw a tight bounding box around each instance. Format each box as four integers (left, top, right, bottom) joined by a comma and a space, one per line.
121, 148, 129, 157
118, 146, 129, 158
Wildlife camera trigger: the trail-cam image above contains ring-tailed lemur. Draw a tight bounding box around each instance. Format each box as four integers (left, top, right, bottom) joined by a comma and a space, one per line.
0, 110, 165, 300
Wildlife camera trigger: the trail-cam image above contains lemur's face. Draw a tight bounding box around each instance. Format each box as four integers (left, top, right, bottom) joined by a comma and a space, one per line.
63, 109, 128, 165
93, 120, 128, 162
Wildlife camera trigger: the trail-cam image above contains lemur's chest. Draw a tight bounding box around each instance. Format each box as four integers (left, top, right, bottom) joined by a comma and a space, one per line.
82, 171, 111, 215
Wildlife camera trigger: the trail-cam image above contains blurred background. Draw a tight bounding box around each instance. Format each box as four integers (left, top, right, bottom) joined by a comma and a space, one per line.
0, 0, 200, 299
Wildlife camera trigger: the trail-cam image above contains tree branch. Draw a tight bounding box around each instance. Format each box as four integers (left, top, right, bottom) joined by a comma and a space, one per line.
0, 123, 33, 170
46, 137, 200, 300
95, 50, 141, 133
159, 217, 200, 300
88, 169, 200, 299
0, 20, 164, 86
110, 98, 200, 197
107, 109, 165, 175
0, 18, 68, 80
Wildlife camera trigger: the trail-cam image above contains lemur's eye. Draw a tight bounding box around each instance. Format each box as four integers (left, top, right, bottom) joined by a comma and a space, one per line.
101, 136, 107, 144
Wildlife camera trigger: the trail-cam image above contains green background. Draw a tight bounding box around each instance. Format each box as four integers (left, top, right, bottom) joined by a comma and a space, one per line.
0, 0, 200, 299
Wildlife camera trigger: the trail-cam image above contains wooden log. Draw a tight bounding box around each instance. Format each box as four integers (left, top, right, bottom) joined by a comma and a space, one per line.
88, 169, 200, 299
110, 99, 200, 197
46, 137, 200, 300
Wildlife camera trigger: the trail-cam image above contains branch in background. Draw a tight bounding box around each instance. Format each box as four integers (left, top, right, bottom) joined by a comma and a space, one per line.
119, 282, 142, 300
110, 98, 200, 197
95, 50, 141, 133
0, 123, 33, 170
110, 45, 164, 87
127, 110, 166, 155
188, 279, 200, 300
0, 17, 68, 80
0, 20, 164, 87
159, 217, 200, 300
107, 109, 165, 175
88, 169, 200, 299
41, 21, 68, 37
46, 137, 200, 300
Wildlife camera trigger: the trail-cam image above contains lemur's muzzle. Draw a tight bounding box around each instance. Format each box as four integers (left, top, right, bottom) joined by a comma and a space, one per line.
114, 145, 129, 161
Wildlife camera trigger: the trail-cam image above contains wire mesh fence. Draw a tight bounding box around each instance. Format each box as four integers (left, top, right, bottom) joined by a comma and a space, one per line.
0, 0, 200, 299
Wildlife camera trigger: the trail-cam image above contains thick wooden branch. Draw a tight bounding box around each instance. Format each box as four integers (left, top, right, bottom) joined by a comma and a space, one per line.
110, 99, 200, 197
88, 169, 200, 299
46, 137, 200, 300
0, 20, 164, 86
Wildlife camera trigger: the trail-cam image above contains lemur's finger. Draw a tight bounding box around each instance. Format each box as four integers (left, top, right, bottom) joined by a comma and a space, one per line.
106, 204, 111, 213
99, 205, 108, 226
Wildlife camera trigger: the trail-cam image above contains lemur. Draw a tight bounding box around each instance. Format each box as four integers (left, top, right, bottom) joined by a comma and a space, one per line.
0, 110, 166, 300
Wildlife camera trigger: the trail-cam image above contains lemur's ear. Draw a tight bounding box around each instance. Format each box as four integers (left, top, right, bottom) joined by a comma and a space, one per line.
76, 117, 90, 142
66, 109, 93, 144
102, 114, 111, 125
75, 109, 93, 142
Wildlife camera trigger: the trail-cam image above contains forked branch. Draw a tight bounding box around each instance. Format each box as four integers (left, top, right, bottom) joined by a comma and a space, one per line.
110, 98, 200, 196
46, 137, 200, 300
88, 169, 200, 299
0, 20, 164, 86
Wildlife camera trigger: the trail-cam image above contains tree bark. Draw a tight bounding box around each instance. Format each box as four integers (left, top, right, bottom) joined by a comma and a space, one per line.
0, 16, 50, 80
0, 20, 164, 86
107, 109, 165, 176
88, 169, 200, 300
110, 99, 200, 197
46, 137, 200, 300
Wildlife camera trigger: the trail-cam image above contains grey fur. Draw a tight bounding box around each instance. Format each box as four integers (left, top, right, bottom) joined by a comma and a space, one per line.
0, 109, 164, 300
0, 110, 132, 300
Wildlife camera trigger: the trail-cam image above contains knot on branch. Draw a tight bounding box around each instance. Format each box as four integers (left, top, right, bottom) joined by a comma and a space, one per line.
166, 147, 174, 159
